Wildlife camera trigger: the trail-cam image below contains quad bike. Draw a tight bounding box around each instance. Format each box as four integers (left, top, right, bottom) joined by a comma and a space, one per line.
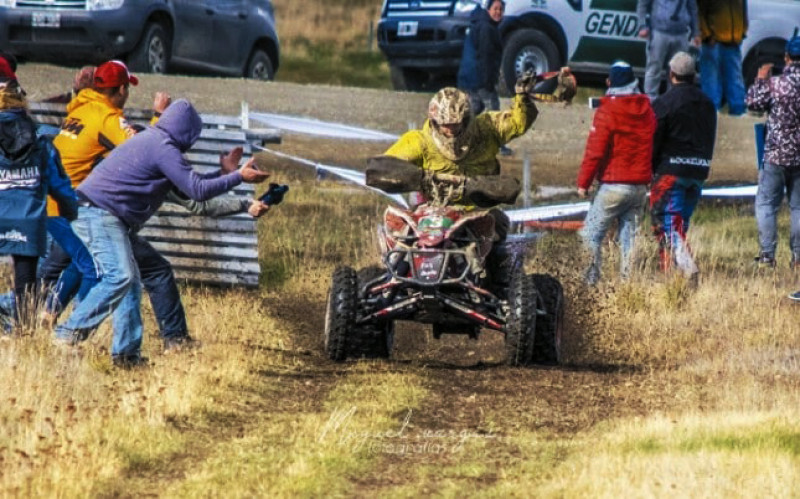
324, 157, 564, 366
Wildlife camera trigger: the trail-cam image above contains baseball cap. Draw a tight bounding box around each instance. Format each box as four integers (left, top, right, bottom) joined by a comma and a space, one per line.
94, 60, 139, 88
608, 60, 635, 88
669, 51, 696, 76
786, 36, 800, 57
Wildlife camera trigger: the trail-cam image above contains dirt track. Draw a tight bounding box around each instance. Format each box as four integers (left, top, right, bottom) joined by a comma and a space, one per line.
16, 64, 762, 491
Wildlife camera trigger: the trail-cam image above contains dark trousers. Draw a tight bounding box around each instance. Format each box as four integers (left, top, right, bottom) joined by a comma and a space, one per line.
12, 254, 39, 323
39, 234, 188, 338
130, 234, 188, 339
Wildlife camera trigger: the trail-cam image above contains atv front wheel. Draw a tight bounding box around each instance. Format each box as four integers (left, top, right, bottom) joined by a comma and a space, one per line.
532, 274, 564, 364
351, 266, 394, 359
504, 269, 536, 366
324, 266, 358, 361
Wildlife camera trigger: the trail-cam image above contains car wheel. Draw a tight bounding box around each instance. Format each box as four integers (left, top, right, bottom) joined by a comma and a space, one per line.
499, 29, 560, 95
743, 39, 786, 86
246, 49, 274, 81
128, 23, 170, 74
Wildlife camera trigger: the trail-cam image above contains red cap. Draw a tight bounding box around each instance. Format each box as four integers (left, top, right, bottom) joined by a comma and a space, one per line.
94, 60, 139, 88
0, 56, 16, 82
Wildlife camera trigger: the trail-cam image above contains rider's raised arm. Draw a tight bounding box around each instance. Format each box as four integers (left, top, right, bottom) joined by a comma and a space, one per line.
383, 129, 427, 168
483, 94, 538, 145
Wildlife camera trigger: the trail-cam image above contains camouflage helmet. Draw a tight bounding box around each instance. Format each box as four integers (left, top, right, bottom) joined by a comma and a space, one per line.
428, 87, 472, 126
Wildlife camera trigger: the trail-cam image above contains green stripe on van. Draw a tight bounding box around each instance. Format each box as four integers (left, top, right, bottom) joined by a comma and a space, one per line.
589, 0, 637, 12
572, 37, 646, 67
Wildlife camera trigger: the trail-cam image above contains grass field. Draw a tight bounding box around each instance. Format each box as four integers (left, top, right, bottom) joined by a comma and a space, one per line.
3, 58, 799, 496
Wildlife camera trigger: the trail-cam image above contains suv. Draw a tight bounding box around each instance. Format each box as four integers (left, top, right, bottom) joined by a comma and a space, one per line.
0, 0, 280, 80
378, 0, 800, 92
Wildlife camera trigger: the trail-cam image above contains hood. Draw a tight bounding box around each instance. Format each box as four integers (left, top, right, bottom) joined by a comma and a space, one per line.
470, 6, 497, 27
0, 110, 36, 162
602, 94, 653, 132
155, 99, 202, 152
66, 88, 115, 114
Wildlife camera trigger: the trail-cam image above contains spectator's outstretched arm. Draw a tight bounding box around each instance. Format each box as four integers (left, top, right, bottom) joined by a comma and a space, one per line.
166, 188, 251, 217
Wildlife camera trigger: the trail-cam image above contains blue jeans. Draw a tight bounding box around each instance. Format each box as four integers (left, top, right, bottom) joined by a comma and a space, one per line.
54, 206, 143, 358
755, 162, 800, 258
699, 42, 746, 115
42, 216, 100, 313
580, 183, 648, 284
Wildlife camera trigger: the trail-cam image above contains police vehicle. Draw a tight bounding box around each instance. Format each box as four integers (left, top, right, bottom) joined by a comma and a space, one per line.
377, 0, 800, 92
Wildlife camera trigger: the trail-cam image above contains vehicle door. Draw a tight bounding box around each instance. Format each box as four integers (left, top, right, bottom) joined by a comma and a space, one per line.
206, 0, 252, 70
569, 0, 644, 72
171, 0, 215, 63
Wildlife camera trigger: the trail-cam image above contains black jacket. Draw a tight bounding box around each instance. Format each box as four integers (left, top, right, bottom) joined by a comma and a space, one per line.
651, 83, 717, 180
457, 7, 502, 92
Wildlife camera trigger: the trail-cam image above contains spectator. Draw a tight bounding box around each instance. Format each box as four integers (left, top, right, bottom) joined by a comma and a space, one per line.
457, 0, 513, 156
697, 0, 748, 115
53, 99, 268, 367
650, 52, 717, 281
746, 36, 800, 274
0, 54, 77, 328
637, 0, 701, 100
41, 61, 167, 325
577, 61, 657, 285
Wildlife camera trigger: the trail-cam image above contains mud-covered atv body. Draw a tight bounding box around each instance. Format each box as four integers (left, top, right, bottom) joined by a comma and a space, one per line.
324, 157, 564, 366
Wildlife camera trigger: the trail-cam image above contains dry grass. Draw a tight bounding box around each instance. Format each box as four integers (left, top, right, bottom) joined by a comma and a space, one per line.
2, 68, 797, 496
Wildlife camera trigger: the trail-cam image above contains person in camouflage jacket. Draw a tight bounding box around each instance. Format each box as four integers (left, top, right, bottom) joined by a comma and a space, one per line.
747, 36, 800, 270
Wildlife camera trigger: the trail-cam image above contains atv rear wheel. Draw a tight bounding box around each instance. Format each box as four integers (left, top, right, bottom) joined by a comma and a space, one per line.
324, 266, 358, 361
532, 274, 564, 364
504, 269, 536, 366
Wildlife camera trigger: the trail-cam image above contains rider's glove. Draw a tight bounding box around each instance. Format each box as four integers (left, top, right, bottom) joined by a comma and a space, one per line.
514, 70, 537, 96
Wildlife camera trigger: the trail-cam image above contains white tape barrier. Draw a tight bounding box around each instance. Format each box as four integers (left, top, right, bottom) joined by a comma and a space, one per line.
253, 145, 408, 208
251, 113, 399, 142
253, 144, 761, 222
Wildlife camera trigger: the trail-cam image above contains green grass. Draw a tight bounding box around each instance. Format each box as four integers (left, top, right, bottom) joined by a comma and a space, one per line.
278, 43, 392, 89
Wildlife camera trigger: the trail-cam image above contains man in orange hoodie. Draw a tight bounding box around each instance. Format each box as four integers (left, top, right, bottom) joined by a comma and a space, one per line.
577, 61, 657, 285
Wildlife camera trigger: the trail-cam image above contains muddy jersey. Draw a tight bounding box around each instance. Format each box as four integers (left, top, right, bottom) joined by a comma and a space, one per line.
47, 88, 135, 215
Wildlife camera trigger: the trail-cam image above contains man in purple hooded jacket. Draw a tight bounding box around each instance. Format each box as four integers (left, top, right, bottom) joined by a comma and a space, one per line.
53, 99, 268, 367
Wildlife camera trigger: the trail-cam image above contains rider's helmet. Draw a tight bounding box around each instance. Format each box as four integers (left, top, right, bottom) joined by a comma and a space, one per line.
427, 87, 473, 161
428, 87, 472, 132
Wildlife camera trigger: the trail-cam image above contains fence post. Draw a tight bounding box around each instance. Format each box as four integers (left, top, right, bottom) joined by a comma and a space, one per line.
241, 101, 250, 130
522, 149, 531, 208
367, 20, 375, 51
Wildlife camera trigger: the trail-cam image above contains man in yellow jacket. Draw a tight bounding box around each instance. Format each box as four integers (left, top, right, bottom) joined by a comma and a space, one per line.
383, 75, 538, 296
697, 0, 748, 115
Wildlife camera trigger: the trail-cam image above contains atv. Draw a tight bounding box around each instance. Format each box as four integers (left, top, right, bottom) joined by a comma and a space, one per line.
323, 157, 564, 366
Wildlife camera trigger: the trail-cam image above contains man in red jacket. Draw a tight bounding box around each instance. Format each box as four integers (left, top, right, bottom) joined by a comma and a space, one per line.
577, 61, 657, 284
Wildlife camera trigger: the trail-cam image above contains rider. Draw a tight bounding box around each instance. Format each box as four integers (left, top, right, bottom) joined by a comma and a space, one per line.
382, 74, 539, 294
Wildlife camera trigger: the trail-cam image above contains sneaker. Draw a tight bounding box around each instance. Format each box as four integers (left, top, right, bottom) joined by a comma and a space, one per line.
788, 291, 800, 301
499, 146, 514, 157
163, 335, 201, 353
111, 355, 149, 369
754, 253, 776, 268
